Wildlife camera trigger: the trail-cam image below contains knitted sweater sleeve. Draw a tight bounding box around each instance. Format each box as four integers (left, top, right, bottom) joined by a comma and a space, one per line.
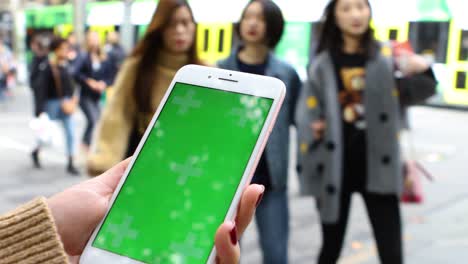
0, 197, 68, 264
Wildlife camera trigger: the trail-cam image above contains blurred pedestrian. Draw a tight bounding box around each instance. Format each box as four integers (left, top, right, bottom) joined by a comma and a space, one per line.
217, 1, 301, 263
0, 158, 264, 264
29, 33, 49, 117
31, 37, 80, 175
74, 31, 113, 152
67, 32, 81, 55
295, 0, 437, 264
0, 38, 15, 101
87, 0, 201, 176
104, 31, 126, 84
67, 31, 84, 76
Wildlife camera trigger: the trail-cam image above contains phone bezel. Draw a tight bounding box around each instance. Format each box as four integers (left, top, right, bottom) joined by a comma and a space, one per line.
80, 65, 286, 264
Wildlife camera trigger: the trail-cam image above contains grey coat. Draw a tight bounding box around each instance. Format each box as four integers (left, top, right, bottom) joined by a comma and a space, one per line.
218, 52, 302, 190
296, 51, 404, 223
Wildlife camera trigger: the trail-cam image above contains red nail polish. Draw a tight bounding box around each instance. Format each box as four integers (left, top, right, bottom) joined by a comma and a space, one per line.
229, 223, 238, 245
256, 191, 265, 207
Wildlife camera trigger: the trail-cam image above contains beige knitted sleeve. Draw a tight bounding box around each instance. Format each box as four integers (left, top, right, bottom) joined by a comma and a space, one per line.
0, 197, 68, 264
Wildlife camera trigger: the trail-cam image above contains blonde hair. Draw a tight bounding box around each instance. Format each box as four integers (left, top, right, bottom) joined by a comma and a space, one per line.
85, 31, 107, 61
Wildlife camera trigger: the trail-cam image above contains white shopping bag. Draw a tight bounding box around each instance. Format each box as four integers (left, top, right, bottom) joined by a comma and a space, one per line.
29, 113, 61, 148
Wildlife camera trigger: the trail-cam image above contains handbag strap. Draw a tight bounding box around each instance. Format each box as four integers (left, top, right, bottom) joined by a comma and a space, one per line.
50, 63, 64, 98
402, 129, 435, 181
406, 128, 416, 159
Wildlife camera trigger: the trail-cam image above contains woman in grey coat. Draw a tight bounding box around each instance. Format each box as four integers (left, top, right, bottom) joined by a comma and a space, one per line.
295, 0, 437, 263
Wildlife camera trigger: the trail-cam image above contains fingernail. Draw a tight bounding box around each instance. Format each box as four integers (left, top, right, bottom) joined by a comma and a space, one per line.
229, 222, 238, 245
256, 187, 265, 207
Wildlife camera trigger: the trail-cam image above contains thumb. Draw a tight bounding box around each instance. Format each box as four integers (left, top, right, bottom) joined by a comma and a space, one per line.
95, 157, 132, 191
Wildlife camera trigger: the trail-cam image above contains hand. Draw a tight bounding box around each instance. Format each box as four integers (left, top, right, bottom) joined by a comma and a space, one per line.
1, 62, 9, 74
68, 50, 77, 61
214, 182, 263, 264
86, 78, 97, 90
396, 51, 430, 76
47, 158, 265, 263
96, 81, 107, 92
310, 120, 326, 140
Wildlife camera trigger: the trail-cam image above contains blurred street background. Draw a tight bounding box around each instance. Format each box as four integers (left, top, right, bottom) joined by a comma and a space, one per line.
1, 85, 467, 263
0, 0, 467, 263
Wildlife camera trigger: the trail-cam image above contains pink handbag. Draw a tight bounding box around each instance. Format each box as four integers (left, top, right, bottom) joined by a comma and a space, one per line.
401, 160, 433, 204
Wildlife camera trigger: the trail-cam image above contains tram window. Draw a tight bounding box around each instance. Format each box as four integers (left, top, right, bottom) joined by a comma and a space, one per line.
203, 29, 209, 52
459, 30, 468, 61
219, 29, 224, 53
57, 12, 66, 23
456, 71, 466, 90
389, 29, 398, 41
409, 22, 449, 63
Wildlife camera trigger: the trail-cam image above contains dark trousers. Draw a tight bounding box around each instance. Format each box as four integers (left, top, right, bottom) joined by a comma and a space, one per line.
79, 96, 101, 146
318, 189, 403, 264
255, 188, 289, 264
0, 79, 6, 101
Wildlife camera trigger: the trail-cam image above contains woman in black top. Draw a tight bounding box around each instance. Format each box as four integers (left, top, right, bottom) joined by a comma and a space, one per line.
31, 37, 79, 175
75, 31, 112, 151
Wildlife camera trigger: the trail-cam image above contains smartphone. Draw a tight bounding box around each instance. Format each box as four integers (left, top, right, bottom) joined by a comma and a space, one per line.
80, 65, 285, 264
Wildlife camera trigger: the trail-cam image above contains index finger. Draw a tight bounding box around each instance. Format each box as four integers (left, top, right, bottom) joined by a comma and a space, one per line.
235, 184, 265, 237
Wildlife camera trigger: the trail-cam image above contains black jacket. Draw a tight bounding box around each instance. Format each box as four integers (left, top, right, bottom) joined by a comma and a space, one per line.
29, 55, 48, 86
74, 53, 113, 101
29, 55, 48, 116
33, 60, 75, 114
106, 44, 126, 84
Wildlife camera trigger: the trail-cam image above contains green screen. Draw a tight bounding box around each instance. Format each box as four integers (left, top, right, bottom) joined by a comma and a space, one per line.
93, 82, 273, 263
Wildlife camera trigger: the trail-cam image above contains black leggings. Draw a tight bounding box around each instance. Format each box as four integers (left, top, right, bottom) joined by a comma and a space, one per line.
318, 190, 403, 264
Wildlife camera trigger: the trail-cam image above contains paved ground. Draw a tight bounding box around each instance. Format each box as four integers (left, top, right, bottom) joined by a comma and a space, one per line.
1, 86, 467, 263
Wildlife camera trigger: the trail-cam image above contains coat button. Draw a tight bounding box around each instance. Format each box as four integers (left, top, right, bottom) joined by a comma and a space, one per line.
317, 163, 325, 174
326, 141, 336, 151
296, 164, 302, 173
382, 155, 391, 165
380, 113, 389, 123
326, 184, 336, 195
316, 198, 322, 210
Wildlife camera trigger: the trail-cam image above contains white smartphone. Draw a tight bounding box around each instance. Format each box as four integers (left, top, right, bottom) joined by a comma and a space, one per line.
80, 65, 285, 264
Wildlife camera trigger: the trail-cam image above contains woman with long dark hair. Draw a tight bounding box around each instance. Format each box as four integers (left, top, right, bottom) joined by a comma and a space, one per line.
88, 0, 201, 175
86, 3, 265, 261
296, 0, 436, 263
218, 1, 301, 263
